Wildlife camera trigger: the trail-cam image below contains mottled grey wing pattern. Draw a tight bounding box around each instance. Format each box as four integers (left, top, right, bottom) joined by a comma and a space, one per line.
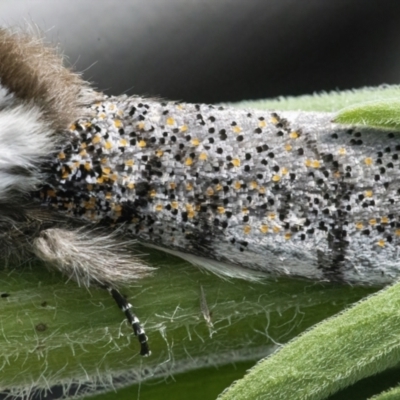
41, 96, 400, 286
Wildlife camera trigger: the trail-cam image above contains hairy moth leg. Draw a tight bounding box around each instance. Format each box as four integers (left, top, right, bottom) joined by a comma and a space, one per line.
107, 286, 150, 356
32, 227, 153, 356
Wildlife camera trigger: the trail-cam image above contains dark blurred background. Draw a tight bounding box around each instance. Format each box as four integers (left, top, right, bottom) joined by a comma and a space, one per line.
1, 0, 400, 104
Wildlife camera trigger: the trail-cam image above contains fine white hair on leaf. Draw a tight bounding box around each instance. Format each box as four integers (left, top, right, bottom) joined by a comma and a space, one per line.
200, 285, 214, 329
32, 227, 154, 287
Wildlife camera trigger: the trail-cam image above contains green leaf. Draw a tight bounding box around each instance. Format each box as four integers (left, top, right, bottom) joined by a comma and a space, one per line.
218, 280, 400, 400
334, 98, 400, 131
369, 385, 400, 400
227, 85, 400, 112
0, 248, 373, 398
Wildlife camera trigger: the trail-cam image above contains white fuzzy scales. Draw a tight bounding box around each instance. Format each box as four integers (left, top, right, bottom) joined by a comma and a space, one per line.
0, 85, 55, 198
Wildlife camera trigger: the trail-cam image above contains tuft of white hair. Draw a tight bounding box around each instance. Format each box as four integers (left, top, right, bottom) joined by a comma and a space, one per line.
33, 228, 154, 287
0, 85, 56, 198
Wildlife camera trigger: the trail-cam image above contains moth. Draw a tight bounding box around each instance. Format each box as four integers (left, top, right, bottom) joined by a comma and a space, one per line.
1, 28, 400, 356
